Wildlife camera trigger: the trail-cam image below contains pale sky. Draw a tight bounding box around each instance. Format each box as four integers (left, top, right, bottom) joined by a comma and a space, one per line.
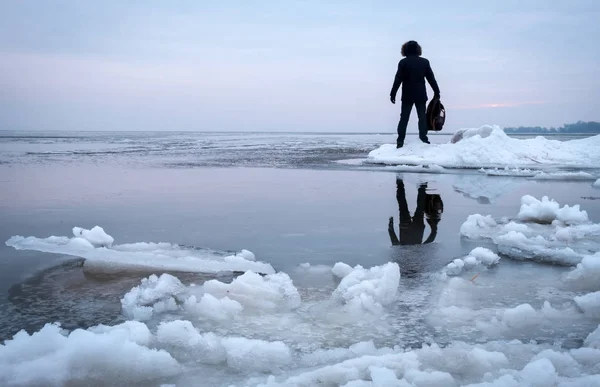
1, 0, 599, 132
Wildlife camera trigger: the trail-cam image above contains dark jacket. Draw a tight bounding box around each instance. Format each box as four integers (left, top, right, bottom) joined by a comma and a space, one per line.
390, 56, 440, 103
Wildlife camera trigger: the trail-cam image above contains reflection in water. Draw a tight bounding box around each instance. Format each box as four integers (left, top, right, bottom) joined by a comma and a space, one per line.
388, 178, 444, 246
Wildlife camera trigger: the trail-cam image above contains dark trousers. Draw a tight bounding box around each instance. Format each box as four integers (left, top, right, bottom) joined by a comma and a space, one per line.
396, 101, 428, 145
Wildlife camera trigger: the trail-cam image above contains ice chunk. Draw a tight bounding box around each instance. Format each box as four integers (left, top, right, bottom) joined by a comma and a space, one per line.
202, 271, 301, 312
183, 293, 243, 321
460, 214, 497, 239
332, 262, 354, 278
332, 262, 400, 314
0, 322, 180, 386
445, 247, 500, 276
155, 320, 291, 372
367, 126, 600, 170
121, 274, 187, 321
574, 291, 600, 318
6, 228, 274, 274
584, 325, 600, 349
72, 226, 114, 247
594, 178, 600, 188
501, 304, 540, 329
517, 195, 588, 225
565, 252, 600, 291
531, 171, 597, 181
519, 358, 557, 386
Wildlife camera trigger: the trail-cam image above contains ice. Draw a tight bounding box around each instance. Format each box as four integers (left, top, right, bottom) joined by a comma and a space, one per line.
479, 167, 537, 177
0, 322, 180, 387
530, 171, 597, 181
200, 271, 301, 312
184, 293, 243, 321
460, 195, 600, 265
574, 291, 600, 318
444, 247, 500, 276
121, 273, 187, 321
367, 125, 600, 170
517, 195, 588, 225
72, 226, 114, 247
331, 262, 400, 314
5, 227, 275, 274
593, 178, 600, 187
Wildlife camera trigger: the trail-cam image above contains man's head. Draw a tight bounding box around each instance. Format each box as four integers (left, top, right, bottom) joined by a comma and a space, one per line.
401, 41, 422, 57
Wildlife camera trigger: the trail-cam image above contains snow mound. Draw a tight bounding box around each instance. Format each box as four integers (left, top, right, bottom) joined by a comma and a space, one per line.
0, 322, 180, 387
332, 262, 400, 314
460, 196, 600, 265
5, 227, 274, 275
199, 271, 301, 312
366, 125, 600, 170
121, 274, 187, 321
445, 247, 500, 276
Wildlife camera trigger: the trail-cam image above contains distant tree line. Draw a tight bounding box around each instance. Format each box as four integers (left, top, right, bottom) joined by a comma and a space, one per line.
503, 121, 600, 134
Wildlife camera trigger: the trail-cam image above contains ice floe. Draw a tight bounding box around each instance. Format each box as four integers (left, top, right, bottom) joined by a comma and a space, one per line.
5, 226, 275, 274
367, 125, 600, 170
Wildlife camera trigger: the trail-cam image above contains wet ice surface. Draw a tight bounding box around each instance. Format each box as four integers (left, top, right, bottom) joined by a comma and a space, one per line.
1, 130, 600, 386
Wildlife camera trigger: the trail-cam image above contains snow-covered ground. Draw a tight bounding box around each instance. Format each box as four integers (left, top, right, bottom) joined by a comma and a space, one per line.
4, 190, 600, 387
367, 125, 600, 174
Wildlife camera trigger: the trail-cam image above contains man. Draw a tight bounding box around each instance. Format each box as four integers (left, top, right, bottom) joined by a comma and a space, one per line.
390, 40, 441, 148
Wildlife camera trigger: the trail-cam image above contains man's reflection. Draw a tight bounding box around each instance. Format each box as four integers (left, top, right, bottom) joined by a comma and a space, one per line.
388, 178, 443, 245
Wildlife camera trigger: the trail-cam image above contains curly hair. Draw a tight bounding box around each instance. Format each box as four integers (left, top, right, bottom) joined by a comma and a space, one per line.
401, 40, 422, 57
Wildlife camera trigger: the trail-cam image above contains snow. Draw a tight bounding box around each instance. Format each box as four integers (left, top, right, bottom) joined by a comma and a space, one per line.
367, 125, 600, 170
565, 252, 600, 291
5, 227, 275, 275
460, 195, 600, 265
331, 262, 400, 315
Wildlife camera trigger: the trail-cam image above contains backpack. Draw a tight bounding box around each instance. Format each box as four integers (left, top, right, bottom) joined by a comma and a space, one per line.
426, 97, 446, 131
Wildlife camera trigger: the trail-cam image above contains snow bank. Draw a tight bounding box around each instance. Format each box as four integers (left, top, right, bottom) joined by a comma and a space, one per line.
366, 125, 600, 170
121, 274, 187, 321
331, 262, 400, 314
445, 247, 500, 276
460, 196, 600, 265
156, 320, 291, 372
0, 322, 180, 387
5, 227, 274, 274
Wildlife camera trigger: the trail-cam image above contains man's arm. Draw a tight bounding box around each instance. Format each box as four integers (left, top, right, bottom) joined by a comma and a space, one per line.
390, 61, 403, 104
425, 61, 440, 97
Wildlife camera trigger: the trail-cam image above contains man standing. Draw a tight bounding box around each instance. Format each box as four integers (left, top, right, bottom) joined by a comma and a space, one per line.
390, 40, 440, 148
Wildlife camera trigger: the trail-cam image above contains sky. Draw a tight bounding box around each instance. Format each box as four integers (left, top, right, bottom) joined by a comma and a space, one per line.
1, 0, 599, 132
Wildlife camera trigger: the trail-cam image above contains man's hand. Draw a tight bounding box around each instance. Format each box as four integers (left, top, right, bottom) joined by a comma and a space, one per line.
390, 95, 396, 104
